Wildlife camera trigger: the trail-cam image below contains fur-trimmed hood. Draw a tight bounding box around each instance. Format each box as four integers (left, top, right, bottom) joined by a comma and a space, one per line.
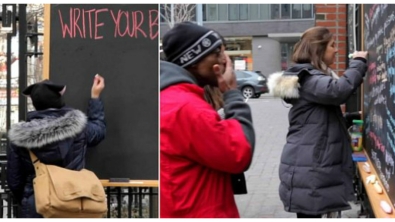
8, 109, 87, 148
268, 71, 301, 99
268, 63, 339, 100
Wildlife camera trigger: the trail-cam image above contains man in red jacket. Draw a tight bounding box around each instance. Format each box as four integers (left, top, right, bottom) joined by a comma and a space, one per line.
160, 22, 255, 218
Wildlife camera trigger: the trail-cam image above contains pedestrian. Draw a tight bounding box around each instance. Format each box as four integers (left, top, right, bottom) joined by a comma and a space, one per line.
6, 75, 106, 218
268, 26, 368, 218
160, 21, 255, 218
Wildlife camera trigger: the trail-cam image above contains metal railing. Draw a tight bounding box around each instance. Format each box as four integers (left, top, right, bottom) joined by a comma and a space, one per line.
105, 187, 158, 218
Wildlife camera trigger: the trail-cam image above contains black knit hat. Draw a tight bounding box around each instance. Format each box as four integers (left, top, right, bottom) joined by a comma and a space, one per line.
163, 22, 223, 68
22, 80, 66, 111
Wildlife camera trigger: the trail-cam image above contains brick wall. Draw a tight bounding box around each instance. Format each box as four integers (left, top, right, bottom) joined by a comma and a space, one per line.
315, 4, 347, 75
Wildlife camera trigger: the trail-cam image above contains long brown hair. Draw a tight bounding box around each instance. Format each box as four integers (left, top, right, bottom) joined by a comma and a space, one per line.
292, 26, 333, 72
204, 85, 224, 110
204, 31, 226, 111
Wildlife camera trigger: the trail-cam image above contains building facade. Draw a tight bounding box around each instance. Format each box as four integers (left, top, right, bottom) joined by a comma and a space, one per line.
160, 4, 315, 76
315, 4, 348, 75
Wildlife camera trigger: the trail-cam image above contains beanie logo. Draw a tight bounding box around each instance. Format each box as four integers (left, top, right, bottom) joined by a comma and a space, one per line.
179, 45, 202, 65
202, 38, 211, 47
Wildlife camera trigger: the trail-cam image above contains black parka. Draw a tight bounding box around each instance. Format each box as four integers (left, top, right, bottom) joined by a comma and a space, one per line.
268, 59, 367, 215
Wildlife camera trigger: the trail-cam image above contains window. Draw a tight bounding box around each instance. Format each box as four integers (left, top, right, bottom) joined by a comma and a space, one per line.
271, 4, 280, 19
239, 4, 248, 20
280, 43, 296, 70
207, 4, 218, 21
292, 4, 302, 19
249, 4, 259, 20
200, 3, 312, 22
218, 4, 228, 21
281, 44, 287, 56
281, 4, 290, 19
235, 71, 247, 78
260, 4, 270, 20
302, 4, 312, 18
202, 4, 207, 21
243, 72, 252, 78
229, 4, 239, 20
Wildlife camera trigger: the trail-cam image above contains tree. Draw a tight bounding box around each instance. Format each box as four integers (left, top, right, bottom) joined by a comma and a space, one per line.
26, 4, 44, 83
160, 4, 196, 28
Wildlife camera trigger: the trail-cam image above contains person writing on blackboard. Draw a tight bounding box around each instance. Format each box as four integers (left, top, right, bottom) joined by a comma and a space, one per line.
268, 26, 368, 218
160, 22, 255, 218
6, 75, 106, 218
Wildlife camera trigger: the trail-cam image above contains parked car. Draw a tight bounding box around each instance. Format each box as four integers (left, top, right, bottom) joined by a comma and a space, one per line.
235, 70, 269, 99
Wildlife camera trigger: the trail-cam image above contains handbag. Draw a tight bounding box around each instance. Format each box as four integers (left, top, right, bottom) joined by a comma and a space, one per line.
231, 172, 248, 195
28, 150, 108, 218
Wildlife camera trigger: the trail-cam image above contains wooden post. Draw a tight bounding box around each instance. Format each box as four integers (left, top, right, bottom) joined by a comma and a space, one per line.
43, 4, 50, 79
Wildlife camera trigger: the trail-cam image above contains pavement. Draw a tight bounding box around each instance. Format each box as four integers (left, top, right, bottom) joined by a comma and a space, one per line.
235, 94, 361, 218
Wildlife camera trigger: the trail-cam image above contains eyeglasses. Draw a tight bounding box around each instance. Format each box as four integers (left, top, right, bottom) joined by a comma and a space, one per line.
211, 47, 226, 60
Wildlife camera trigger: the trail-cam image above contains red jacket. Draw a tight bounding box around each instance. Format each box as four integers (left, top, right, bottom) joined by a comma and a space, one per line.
160, 61, 254, 218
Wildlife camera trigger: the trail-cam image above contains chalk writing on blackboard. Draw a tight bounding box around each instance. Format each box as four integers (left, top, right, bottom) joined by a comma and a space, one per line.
364, 4, 395, 200
57, 7, 158, 40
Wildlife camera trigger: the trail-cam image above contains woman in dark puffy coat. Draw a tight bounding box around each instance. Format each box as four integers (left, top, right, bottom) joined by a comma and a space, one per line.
268, 26, 368, 218
6, 74, 106, 218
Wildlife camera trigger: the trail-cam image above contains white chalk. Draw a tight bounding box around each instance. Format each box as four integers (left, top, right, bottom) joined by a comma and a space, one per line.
366, 175, 376, 184
363, 164, 371, 173
380, 200, 393, 214
348, 53, 353, 59
129, 181, 144, 184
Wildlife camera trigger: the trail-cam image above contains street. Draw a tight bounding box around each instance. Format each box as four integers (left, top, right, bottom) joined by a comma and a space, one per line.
235, 95, 360, 218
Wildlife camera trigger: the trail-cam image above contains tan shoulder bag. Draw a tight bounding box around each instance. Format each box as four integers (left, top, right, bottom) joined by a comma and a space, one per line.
28, 150, 108, 218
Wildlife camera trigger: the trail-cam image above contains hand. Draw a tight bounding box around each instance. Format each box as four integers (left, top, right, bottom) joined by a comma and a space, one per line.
213, 54, 237, 93
91, 74, 105, 98
353, 51, 368, 59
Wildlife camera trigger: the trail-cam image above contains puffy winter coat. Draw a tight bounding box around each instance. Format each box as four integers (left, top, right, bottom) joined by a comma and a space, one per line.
268, 59, 367, 215
6, 99, 106, 218
160, 61, 255, 218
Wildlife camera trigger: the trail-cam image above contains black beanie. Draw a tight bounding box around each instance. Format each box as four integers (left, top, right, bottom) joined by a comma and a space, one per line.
163, 22, 223, 68
22, 80, 66, 111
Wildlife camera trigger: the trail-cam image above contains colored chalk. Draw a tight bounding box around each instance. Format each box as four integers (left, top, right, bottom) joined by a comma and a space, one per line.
352, 153, 367, 162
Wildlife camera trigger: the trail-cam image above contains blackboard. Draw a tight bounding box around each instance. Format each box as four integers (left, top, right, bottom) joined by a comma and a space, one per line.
362, 4, 395, 207
44, 4, 159, 180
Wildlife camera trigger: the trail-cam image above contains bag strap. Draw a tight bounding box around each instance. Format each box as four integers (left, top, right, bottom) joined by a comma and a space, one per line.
27, 150, 41, 170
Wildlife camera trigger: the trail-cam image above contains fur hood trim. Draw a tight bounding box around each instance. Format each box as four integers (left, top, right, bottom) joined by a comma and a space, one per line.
268, 71, 300, 99
8, 109, 87, 148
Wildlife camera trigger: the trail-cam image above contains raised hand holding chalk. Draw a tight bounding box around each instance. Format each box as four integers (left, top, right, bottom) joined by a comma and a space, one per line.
91, 74, 105, 98
349, 51, 368, 59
